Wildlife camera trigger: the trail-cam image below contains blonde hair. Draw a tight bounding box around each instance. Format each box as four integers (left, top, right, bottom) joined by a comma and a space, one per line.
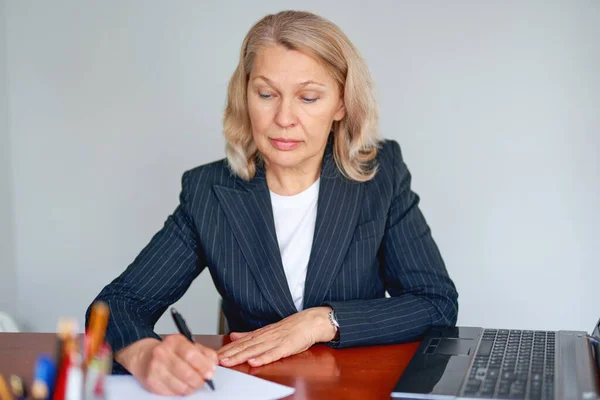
223, 10, 381, 182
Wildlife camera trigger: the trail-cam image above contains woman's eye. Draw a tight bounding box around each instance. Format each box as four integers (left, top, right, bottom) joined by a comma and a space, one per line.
301, 97, 318, 103
259, 93, 273, 99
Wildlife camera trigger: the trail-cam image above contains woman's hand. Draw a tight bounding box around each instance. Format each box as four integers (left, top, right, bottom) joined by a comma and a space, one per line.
115, 335, 218, 396
218, 306, 336, 367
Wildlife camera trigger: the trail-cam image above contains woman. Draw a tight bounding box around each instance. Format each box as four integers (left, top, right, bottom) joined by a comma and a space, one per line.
87, 10, 458, 395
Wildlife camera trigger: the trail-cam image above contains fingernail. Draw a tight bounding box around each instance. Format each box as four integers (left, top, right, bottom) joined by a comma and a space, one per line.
205, 370, 214, 380
221, 357, 229, 362
248, 358, 256, 364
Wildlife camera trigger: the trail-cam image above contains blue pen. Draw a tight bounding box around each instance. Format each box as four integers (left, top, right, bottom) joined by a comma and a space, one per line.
31, 354, 56, 400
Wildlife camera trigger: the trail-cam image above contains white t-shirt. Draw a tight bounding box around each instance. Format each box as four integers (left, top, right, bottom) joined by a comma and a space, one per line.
269, 179, 320, 312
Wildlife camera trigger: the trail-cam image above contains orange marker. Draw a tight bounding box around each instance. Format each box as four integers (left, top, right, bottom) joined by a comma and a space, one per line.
85, 302, 109, 364
0, 374, 15, 400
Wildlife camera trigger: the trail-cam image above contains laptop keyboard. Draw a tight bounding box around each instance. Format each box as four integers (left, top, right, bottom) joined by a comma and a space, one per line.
461, 329, 555, 399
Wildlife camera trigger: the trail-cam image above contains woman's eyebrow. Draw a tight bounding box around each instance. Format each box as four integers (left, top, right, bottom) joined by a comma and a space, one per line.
297, 80, 326, 88
254, 75, 275, 86
253, 75, 326, 88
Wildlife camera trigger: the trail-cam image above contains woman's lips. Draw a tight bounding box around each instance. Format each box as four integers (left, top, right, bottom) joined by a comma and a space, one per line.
269, 138, 302, 151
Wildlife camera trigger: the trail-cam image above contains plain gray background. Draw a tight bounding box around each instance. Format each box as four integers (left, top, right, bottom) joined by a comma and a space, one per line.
0, 0, 15, 319
1, 0, 599, 335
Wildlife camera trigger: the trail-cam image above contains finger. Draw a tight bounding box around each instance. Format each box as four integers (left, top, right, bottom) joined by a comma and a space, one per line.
197, 344, 219, 364
218, 340, 240, 355
147, 351, 195, 396
218, 327, 272, 356
220, 341, 277, 367
166, 350, 208, 390
163, 335, 216, 382
174, 343, 217, 383
218, 335, 268, 360
248, 346, 288, 367
221, 331, 260, 351
227, 325, 274, 346
229, 331, 251, 341
160, 363, 197, 395
143, 377, 174, 396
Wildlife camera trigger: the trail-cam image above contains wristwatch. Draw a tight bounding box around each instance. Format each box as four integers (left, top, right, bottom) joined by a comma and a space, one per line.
328, 309, 340, 342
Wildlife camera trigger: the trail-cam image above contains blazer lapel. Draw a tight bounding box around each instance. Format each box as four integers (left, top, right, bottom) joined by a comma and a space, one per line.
303, 150, 364, 309
213, 172, 298, 319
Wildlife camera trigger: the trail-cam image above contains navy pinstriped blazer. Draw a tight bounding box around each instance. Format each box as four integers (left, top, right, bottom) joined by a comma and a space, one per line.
87, 138, 458, 370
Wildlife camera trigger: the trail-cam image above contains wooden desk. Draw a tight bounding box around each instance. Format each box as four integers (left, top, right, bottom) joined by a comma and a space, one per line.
0, 333, 420, 399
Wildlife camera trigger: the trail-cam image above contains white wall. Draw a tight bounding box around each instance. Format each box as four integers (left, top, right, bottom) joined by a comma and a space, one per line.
0, 0, 16, 318
4, 1, 600, 334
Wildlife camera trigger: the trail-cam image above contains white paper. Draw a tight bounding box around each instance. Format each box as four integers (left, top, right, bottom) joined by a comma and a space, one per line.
105, 366, 295, 400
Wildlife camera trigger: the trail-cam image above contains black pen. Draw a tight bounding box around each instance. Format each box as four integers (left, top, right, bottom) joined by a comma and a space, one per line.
170, 307, 216, 391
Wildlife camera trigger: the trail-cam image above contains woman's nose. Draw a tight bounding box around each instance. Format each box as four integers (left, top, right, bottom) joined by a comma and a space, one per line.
274, 98, 298, 128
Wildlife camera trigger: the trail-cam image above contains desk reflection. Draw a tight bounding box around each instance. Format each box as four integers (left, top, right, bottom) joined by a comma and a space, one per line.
235, 345, 341, 382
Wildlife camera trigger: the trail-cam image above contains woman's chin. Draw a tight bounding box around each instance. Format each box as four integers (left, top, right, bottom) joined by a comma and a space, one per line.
264, 152, 306, 170
269, 160, 304, 171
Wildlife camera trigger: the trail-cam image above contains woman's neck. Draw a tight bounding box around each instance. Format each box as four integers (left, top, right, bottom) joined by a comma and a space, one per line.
266, 160, 321, 196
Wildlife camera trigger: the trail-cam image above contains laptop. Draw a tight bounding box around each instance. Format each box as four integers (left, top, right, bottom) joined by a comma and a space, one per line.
391, 317, 600, 399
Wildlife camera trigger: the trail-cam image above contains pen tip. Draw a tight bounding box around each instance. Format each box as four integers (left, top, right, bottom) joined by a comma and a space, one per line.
207, 380, 215, 391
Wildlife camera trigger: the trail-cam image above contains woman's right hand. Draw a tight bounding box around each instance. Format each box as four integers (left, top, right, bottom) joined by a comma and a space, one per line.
115, 335, 218, 395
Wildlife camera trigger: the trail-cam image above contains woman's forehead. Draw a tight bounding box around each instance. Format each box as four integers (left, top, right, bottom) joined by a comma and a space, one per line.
250, 45, 336, 86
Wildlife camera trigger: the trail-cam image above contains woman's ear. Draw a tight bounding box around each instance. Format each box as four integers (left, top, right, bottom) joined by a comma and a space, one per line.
333, 99, 346, 121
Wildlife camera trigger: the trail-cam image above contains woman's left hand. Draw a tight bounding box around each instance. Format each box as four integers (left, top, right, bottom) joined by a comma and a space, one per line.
217, 306, 337, 367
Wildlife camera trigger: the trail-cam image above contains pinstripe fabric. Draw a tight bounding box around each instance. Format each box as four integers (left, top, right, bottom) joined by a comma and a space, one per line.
86, 138, 458, 370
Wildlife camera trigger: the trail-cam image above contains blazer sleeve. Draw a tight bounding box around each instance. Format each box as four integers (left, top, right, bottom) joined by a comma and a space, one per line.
85, 171, 205, 357
323, 141, 459, 348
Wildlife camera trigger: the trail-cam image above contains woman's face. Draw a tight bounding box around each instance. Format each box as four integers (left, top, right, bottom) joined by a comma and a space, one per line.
247, 45, 345, 172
